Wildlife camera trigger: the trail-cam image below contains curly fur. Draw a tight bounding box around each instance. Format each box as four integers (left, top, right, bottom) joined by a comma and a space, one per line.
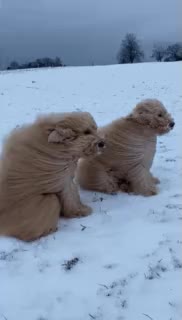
0, 112, 105, 241
76, 99, 175, 196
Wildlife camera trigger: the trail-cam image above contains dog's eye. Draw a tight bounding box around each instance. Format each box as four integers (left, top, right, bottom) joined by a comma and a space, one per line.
158, 113, 162, 117
84, 129, 91, 135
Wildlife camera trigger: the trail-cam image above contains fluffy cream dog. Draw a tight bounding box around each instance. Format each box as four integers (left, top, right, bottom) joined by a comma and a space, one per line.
0, 112, 105, 241
76, 99, 174, 196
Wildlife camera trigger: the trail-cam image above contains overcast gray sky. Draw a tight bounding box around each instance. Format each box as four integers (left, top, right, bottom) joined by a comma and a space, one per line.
0, 0, 181, 67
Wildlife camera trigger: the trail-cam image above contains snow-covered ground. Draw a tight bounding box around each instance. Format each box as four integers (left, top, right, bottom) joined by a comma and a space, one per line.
0, 62, 181, 320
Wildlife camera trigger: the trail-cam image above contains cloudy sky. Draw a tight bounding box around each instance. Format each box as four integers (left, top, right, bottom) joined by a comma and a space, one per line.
0, 0, 181, 67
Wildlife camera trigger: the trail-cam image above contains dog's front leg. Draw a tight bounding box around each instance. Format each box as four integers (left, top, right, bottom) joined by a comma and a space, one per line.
129, 165, 158, 196
149, 172, 160, 184
59, 178, 92, 218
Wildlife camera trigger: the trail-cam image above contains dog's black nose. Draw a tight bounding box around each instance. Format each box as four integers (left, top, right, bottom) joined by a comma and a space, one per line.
170, 121, 175, 128
98, 140, 105, 148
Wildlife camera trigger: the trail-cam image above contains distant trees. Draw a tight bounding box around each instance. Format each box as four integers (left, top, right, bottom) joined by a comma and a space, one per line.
116, 32, 182, 65
151, 42, 182, 62
164, 43, 182, 61
5, 39, 182, 71
7, 61, 20, 70
151, 44, 166, 62
7, 57, 63, 70
117, 33, 144, 64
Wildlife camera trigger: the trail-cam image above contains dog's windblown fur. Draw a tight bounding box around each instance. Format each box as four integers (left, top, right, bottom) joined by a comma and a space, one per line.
76, 99, 174, 196
0, 112, 105, 241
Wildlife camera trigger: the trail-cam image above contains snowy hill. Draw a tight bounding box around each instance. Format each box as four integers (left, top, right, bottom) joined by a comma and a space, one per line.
0, 62, 181, 320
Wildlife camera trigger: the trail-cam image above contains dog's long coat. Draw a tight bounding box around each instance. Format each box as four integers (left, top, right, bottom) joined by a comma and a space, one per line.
76, 99, 174, 196
0, 112, 104, 241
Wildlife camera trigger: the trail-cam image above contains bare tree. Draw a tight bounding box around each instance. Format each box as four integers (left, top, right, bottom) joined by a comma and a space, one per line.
164, 43, 182, 61
117, 33, 144, 64
151, 44, 166, 62
54, 57, 63, 67
7, 61, 20, 70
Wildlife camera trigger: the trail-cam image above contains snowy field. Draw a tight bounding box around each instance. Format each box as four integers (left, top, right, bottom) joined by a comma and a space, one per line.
0, 62, 181, 320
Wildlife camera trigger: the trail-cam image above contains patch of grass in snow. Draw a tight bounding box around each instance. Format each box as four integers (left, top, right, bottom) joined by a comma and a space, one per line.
172, 257, 182, 269
38, 260, 51, 273
62, 257, 80, 271
120, 299, 128, 309
144, 260, 168, 280
98, 272, 138, 314
92, 193, 105, 203
0, 314, 8, 320
169, 248, 182, 269
165, 203, 182, 210
103, 263, 118, 269
88, 307, 103, 320
0, 248, 24, 261
148, 209, 170, 223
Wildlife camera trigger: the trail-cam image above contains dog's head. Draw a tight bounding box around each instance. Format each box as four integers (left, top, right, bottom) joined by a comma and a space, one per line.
44, 112, 105, 157
128, 99, 175, 135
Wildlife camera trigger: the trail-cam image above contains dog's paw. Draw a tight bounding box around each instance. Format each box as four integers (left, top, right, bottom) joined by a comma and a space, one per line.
41, 226, 58, 237
97, 182, 118, 194
103, 179, 119, 194
70, 205, 92, 218
152, 176, 160, 184
75, 205, 92, 217
133, 184, 158, 197
143, 186, 158, 197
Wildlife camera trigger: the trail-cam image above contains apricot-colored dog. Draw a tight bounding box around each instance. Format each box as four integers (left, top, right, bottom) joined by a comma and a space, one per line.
0, 112, 105, 241
76, 99, 174, 196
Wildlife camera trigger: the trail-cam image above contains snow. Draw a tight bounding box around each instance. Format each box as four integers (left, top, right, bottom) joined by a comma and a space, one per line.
0, 62, 181, 320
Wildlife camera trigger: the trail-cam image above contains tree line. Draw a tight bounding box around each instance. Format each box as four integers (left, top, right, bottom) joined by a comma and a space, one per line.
117, 33, 182, 64
4, 34, 182, 70
7, 56, 63, 70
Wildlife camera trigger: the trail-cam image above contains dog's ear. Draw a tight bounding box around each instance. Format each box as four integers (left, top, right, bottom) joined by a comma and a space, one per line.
127, 108, 151, 126
48, 127, 76, 143
48, 129, 61, 143
126, 113, 133, 120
